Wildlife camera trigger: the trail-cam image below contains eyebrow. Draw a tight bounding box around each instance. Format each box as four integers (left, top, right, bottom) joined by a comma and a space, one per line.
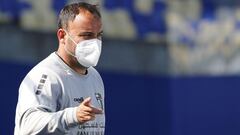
78, 32, 94, 35
78, 31, 103, 36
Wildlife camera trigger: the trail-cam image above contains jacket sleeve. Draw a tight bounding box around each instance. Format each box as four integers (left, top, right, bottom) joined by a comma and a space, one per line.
15, 68, 79, 135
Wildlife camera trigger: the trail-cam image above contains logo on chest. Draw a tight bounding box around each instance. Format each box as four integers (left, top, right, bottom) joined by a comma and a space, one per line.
95, 93, 104, 110
73, 97, 84, 103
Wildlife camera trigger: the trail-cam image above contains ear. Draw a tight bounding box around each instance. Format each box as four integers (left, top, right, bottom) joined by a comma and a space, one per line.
57, 29, 66, 44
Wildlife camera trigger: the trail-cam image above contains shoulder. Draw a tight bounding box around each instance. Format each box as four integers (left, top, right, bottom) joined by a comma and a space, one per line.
88, 67, 102, 79
88, 67, 104, 87
18, 55, 65, 105
22, 53, 65, 87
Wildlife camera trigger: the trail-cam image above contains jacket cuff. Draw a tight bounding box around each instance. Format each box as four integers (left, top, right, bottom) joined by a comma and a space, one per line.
65, 107, 79, 127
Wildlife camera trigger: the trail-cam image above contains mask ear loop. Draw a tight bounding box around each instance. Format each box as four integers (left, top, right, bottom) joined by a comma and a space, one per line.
63, 30, 78, 58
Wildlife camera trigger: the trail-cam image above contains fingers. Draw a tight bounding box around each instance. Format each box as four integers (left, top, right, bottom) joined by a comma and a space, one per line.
79, 111, 96, 122
82, 97, 103, 114
91, 107, 103, 114
82, 97, 91, 106
83, 105, 103, 114
76, 97, 103, 123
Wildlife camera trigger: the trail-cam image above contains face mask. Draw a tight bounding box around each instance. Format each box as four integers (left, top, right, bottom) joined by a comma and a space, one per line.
64, 32, 102, 68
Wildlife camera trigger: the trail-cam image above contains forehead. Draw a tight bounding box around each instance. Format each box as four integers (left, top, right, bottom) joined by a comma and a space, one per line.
68, 10, 102, 33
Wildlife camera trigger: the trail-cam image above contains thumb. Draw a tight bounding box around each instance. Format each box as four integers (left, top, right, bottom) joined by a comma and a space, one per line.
82, 97, 91, 106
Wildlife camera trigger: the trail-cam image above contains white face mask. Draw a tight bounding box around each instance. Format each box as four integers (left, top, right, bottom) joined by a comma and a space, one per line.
64, 32, 102, 68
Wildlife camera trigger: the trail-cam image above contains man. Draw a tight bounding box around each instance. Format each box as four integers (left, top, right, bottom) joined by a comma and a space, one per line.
14, 2, 105, 135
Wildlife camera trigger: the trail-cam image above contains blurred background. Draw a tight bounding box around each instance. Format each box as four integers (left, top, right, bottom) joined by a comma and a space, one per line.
1, 0, 240, 135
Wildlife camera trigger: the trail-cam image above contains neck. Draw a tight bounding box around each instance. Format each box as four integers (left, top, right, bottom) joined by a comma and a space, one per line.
56, 48, 87, 75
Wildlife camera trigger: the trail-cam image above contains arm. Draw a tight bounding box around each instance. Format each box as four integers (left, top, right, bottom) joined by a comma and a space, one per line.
18, 106, 78, 134
15, 69, 78, 134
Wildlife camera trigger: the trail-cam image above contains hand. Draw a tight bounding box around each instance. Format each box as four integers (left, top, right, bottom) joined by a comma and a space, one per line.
76, 97, 103, 124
